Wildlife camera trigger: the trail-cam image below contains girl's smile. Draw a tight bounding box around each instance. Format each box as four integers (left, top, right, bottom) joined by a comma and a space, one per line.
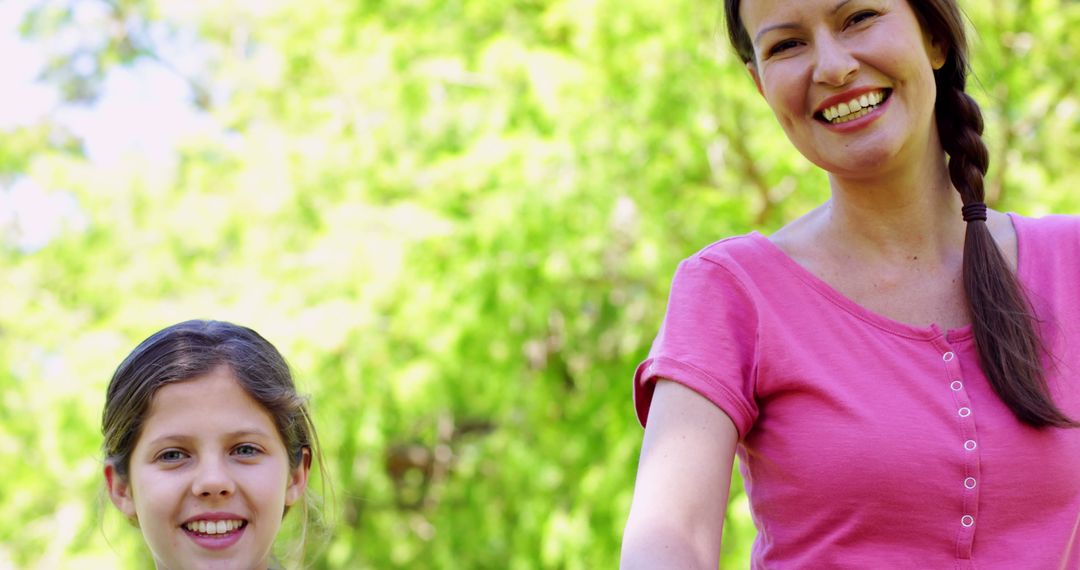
181, 513, 249, 550
106, 365, 307, 570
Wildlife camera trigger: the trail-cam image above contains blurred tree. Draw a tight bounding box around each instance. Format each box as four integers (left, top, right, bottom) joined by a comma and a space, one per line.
0, 0, 1076, 567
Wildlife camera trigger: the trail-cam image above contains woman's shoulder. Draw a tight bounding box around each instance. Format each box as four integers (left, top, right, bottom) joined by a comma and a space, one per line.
688, 232, 764, 265
675, 231, 789, 291
1011, 211, 1080, 241
1011, 212, 1080, 274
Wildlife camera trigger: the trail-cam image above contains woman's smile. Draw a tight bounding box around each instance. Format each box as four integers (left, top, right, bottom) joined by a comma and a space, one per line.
815, 87, 890, 122
741, 0, 945, 177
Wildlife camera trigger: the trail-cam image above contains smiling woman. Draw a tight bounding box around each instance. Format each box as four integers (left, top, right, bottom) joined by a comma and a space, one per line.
102, 320, 327, 570
621, 0, 1080, 568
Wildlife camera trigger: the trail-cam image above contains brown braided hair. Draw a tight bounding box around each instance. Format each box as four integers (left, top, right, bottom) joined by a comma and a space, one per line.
724, 0, 1077, 428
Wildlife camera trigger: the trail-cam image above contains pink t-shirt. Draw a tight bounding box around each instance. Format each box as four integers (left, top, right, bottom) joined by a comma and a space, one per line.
635, 213, 1080, 569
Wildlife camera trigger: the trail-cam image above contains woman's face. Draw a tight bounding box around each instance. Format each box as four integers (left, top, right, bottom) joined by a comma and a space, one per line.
105, 366, 308, 570
739, 0, 946, 179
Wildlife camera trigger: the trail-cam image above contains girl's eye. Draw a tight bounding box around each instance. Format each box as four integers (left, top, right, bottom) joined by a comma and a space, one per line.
157, 449, 187, 462
233, 444, 261, 458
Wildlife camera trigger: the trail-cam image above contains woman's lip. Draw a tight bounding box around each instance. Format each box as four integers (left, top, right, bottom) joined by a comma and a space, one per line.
182, 522, 247, 551
818, 92, 892, 132
814, 87, 891, 115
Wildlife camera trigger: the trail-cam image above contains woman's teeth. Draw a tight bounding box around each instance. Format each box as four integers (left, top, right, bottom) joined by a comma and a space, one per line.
822, 90, 887, 124
184, 519, 245, 535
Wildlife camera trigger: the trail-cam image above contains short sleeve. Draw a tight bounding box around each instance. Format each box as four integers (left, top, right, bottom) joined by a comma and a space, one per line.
634, 254, 760, 437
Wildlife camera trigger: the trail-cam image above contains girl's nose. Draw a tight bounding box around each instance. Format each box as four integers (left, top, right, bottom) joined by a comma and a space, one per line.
191, 458, 236, 497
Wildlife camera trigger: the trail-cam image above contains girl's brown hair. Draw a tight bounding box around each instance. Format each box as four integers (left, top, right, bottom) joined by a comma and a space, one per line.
723, 0, 1077, 428
103, 320, 330, 557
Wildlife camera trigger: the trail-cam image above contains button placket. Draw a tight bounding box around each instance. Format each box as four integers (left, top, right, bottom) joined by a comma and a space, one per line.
936, 340, 981, 561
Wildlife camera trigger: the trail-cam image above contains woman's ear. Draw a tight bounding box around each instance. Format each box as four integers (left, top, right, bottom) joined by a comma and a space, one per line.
927, 34, 948, 70
104, 462, 137, 519
285, 448, 311, 506
747, 62, 765, 97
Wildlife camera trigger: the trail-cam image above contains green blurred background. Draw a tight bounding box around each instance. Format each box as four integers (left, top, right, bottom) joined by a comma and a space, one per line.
0, 0, 1076, 568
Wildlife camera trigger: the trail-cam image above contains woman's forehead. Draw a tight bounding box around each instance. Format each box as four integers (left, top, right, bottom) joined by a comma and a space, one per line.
741, 0, 886, 33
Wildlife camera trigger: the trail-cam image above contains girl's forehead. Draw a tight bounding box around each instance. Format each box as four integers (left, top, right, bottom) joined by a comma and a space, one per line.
139, 366, 279, 442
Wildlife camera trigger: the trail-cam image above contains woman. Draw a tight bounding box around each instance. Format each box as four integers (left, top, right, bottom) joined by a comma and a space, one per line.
621, 0, 1080, 567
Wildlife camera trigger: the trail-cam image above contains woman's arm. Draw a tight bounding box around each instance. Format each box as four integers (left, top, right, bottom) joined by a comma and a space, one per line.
621, 380, 739, 569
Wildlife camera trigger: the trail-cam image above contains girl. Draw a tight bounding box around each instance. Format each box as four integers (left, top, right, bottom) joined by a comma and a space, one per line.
103, 320, 322, 570
622, 0, 1080, 567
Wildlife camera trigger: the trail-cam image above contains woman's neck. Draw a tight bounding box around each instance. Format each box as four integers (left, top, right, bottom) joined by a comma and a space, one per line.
819, 153, 964, 262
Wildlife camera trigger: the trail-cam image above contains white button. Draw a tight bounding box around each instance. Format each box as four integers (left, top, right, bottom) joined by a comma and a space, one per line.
964, 440, 977, 451
950, 380, 963, 391
958, 407, 971, 417
961, 515, 974, 527
964, 477, 977, 490
943, 352, 955, 362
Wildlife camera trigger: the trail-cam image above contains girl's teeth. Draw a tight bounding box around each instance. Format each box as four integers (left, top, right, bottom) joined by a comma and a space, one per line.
185, 519, 243, 535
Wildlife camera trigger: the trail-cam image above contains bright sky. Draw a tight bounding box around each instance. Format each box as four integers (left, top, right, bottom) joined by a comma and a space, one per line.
0, 0, 57, 130
0, 0, 214, 250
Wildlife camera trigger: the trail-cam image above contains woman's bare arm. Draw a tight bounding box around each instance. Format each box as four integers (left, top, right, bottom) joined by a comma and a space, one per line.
621, 380, 739, 569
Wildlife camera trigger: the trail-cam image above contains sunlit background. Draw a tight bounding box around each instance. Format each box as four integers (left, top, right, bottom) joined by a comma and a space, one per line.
1, 0, 1076, 567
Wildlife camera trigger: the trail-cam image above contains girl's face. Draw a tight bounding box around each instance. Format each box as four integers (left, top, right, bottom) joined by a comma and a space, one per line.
740, 0, 947, 180
105, 366, 309, 570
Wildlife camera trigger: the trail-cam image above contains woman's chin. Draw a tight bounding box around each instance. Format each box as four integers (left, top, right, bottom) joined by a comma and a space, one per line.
808, 142, 906, 181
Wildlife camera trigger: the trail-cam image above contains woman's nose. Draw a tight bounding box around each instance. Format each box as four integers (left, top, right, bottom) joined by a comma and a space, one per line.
812, 34, 859, 86
191, 458, 236, 497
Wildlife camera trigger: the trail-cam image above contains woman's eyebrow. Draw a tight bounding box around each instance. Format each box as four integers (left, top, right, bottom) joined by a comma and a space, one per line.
753, 0, 857, 43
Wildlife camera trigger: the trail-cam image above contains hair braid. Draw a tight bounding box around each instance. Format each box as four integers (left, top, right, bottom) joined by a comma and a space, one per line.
936, 59, 1077, 428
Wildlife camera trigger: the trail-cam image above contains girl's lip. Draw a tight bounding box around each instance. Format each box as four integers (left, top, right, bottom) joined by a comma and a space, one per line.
181, 511, 246, 524
818, 91, 892, 133
182, 522, 247, 551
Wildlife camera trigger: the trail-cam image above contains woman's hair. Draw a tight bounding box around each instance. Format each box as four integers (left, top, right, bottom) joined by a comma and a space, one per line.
723, 0, 1077, 428
102, 319, 330, 555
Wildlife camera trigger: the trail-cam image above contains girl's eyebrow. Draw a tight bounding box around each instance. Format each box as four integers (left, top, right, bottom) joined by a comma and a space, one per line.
754, 0, 857, 43
144, 429, 274, 449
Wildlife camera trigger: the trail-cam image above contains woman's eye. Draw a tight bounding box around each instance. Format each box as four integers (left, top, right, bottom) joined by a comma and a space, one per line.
847, 10, 879, 27
157, 449, 187, 462
769, 40, 801, 56
233, 444, 261, 458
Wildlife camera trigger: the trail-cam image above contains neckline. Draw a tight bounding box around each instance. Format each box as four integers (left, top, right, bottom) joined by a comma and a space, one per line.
746, 213, 1026, 343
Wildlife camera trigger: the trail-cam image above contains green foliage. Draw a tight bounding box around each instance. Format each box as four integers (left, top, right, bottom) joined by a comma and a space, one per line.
1, 0, 1077, 568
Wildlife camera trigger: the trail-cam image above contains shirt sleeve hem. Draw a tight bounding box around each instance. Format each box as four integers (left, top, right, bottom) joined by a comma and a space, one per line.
634, 355, 755, 438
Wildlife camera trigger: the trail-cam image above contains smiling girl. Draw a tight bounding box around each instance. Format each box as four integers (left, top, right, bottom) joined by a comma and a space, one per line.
103, 320, 324, 570
622, 0, 1080, 568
